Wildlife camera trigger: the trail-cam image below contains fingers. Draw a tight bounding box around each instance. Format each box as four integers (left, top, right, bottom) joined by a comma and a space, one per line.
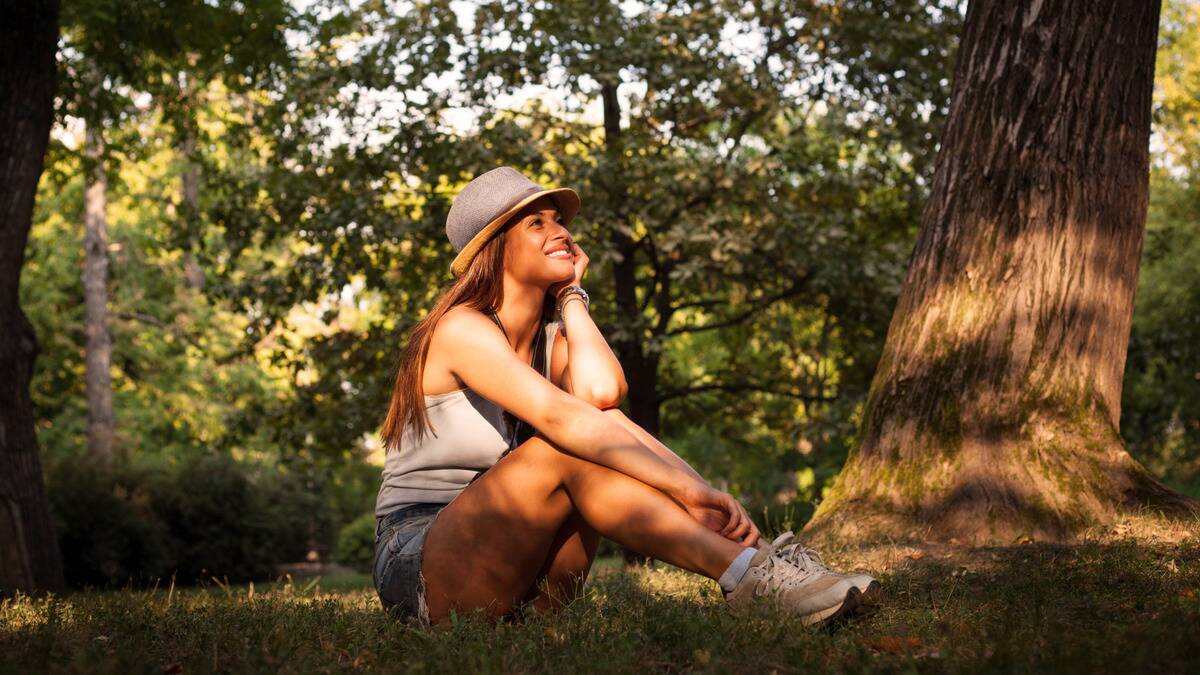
727, 500, 759, 547
745, 519, 761, 547
718, 495, 738, 536
729, 516, 752, 542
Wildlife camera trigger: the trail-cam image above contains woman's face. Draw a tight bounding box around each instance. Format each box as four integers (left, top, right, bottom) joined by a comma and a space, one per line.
502, 195, 575, 286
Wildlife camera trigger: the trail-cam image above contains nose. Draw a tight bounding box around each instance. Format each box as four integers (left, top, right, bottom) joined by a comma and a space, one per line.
552, 223, 573, 246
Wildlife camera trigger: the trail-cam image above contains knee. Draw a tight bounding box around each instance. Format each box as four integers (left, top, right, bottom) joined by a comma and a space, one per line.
505, 434, 575, 481
515, 433, 609, 484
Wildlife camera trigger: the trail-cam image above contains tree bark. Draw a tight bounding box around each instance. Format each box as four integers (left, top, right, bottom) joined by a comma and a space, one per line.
84, 120, 116, 466
180, 133, 206, 291
600, 79, 658, 566
600, 79, 662, 436
0, 0, 65, 595
178, 74, 206, 292
806, 0, 1197, 544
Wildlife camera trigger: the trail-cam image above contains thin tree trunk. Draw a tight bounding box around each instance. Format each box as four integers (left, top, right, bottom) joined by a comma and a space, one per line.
807, 0, 1196, 544
84, 121, 116, 466
178, 73, 205, 291
180, 133, 205, 291
0, 0, 65, 596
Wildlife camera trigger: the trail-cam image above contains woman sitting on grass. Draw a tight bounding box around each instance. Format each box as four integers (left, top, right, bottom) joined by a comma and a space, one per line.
373, 166, 878, 627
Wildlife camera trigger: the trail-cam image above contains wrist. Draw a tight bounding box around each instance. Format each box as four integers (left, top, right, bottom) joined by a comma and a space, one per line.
670, 475, 710, 501
555, 284, 589, 319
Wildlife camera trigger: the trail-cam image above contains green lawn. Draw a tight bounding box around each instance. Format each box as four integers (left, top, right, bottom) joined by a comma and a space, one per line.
3, 539, 1199, 674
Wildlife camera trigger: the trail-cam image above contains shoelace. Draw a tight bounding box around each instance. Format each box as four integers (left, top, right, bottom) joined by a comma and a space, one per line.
770, 532, 834, 574
749, 540, 820, 597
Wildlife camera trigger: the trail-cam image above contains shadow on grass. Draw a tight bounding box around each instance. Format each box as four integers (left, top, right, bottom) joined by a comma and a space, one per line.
2, 543, 1198, 673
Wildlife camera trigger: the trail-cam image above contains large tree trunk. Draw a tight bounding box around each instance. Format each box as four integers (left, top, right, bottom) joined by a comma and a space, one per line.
600, 79, 657, 566
806, 0, 1197, 544
599, 80, 662, 436
0, 0, 65, 595
84, 121, 116, 466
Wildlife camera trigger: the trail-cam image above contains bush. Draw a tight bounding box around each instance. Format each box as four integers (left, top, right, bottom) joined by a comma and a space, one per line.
47, 461, 174, 587
47, 452, 339, 588
152, 453, 281, 583
334, 512, 377, 572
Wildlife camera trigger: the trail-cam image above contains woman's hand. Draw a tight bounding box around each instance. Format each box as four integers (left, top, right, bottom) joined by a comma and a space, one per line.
549, 241, 589, 298
674, 482, 761, 548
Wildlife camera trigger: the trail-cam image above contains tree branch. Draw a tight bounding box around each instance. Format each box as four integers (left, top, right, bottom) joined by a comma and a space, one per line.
665, 272, 813, 336
659, 380, 836, 404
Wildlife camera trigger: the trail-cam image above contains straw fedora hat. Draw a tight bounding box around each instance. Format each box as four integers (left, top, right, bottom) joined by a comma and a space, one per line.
446, 166, 581, 277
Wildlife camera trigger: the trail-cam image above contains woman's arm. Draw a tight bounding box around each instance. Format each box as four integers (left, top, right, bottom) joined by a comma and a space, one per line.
601, 407, 707, 486
435, 306, 757, 546
557, 298, 627, 406
435, 306, 694, 498
546, 264, 700, 485
548, 241, 627, 406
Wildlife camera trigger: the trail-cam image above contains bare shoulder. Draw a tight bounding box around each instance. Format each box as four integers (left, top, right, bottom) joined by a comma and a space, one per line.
426, 306, 569, 431
434, 305, 495, 342
423, 306, 503, 394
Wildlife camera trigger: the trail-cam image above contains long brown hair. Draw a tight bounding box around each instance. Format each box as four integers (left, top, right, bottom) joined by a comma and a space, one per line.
379, 219, 557, 453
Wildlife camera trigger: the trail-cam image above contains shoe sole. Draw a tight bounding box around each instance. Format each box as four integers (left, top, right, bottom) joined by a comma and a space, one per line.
799, 586, 861, 627
857, 580, 882, 603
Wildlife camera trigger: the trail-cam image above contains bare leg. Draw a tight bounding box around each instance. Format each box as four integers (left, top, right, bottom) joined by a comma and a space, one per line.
420, 433, 744, 623
518, 511, 599, 614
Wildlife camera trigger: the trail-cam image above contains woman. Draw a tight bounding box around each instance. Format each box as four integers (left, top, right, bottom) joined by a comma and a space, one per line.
372, 166, 877, 627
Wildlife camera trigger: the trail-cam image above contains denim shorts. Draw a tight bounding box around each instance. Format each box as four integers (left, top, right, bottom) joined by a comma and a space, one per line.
373, 502, 447, 626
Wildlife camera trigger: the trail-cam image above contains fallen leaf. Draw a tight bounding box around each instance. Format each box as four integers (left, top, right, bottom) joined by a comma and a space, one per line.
907, 552, 925, 561
865, 636, 923, 655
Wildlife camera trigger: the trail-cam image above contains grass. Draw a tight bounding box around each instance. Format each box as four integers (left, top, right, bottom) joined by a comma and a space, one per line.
3, 538, 1200, 674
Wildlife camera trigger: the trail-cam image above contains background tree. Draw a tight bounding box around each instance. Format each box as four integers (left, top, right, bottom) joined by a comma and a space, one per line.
56, 0, 290, 464
203, 0, 961, 513
808, 0, 1198, 543
0, 0, 64, 595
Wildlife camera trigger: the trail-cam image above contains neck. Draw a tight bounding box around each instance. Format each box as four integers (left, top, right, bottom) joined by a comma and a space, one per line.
495, 272, 548, 352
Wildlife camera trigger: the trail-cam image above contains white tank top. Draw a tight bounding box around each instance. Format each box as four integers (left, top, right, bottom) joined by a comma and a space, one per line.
374, 319, 559, 517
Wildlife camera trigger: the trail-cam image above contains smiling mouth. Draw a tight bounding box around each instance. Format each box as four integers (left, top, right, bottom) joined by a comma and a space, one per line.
545, 249, 571, 259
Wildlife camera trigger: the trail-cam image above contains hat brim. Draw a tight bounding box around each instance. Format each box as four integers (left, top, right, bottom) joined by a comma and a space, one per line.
449, 187, 581, 277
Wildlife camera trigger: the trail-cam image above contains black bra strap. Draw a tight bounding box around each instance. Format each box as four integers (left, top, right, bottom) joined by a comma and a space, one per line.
487, 309, 547, 448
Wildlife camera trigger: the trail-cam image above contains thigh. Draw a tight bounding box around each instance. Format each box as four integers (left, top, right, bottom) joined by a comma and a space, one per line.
420, 436, 575, 623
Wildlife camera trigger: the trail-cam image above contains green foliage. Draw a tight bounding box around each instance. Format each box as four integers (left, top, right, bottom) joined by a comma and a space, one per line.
47, 461, 175, 588
186, 0, 963, 505
1122, 0, 1200, 495
46, 453, 335, 587
21, 0, 1200, 549
334, 512, 378, 573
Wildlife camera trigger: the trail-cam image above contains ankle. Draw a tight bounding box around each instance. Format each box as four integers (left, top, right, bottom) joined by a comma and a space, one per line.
717, 546, 758, 592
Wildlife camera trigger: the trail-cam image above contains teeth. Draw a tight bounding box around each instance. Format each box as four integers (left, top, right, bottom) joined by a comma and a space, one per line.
546, 250, 570, 258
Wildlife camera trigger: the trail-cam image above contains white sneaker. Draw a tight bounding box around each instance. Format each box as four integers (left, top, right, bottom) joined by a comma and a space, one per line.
723, 538, 861, 626
768, 531, 881, 602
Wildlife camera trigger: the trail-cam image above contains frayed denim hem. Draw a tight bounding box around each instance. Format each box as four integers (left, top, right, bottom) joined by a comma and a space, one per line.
374, 502, 447, 628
